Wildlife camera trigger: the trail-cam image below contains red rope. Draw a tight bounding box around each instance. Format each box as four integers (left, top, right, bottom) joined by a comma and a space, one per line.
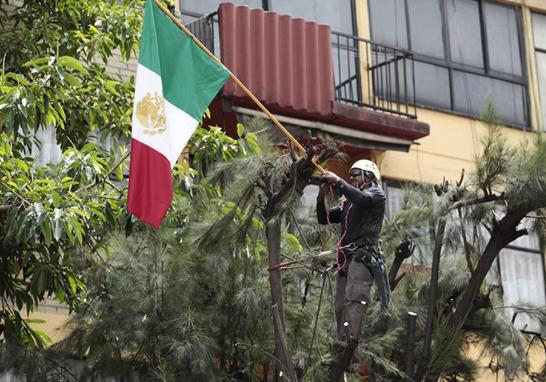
334, 203, 352, 273
267, 259, 304, 272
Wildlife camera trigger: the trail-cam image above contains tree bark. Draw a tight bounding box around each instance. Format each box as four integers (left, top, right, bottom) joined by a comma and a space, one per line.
328, 339, 359, 382
405, 312, 418, 378
272, 303, 298, 382
0, 205, 12, 213
414, 218, 446, 381
389, 239, 415, 291
266, 218, 298, 382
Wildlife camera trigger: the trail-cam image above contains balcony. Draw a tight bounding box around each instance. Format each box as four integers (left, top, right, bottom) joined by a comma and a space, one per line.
186, 3, 429, 151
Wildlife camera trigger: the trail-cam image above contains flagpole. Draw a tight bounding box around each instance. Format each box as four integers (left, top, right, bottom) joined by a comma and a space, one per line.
152, 0, 326, 174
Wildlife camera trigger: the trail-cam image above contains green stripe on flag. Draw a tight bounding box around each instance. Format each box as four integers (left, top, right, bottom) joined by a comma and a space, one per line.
139, 0, 229, 121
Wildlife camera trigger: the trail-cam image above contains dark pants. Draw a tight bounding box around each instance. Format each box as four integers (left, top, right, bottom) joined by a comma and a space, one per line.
335, 257, 373, 341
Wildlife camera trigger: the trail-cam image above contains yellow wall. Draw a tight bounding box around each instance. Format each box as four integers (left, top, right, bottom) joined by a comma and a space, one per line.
461, 336, 546, 381
26, 310, 70, 345
381, 109, 536, 184
24, 299, 70, 344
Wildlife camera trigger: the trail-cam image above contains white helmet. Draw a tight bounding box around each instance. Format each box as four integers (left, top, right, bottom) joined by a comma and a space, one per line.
350, 159, 381, 182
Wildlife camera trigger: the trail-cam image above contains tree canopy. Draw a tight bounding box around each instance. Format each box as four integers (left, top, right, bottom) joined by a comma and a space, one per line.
0, 0, 143, 347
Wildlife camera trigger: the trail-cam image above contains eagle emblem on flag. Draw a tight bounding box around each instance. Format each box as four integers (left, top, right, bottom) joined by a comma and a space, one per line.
136, 92, 167, 135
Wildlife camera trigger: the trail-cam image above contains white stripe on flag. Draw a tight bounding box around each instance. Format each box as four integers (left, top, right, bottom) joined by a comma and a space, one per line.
132, 63, 199, 167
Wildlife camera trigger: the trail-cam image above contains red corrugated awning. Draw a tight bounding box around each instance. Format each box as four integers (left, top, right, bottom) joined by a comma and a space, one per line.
218, 2, 429, 142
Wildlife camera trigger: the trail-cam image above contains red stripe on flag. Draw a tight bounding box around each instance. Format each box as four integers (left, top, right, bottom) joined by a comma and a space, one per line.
128, 138, 173, 229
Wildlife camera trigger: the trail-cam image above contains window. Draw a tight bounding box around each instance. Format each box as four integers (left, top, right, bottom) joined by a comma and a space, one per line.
30, 126, 62, 166
179, 0, 355, 34
384, 180, 433, 266
179, 0, 263, 24
532, 12, 546, 131
496, 219, 545, 335
269, 0, 355, 35
369, 0, 528, 127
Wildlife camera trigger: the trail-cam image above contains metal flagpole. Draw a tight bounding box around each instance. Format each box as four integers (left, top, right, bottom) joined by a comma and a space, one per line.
153, 0, 326, 174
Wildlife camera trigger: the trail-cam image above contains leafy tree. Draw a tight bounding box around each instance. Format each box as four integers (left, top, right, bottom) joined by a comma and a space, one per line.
0, 0, 143, 348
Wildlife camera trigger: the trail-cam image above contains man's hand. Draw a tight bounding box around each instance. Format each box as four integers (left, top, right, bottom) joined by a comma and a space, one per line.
321, 171, 341, 185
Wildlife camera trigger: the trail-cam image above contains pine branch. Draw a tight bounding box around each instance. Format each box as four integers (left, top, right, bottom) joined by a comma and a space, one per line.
457, 207, 474, 273
449, 193, 505, 211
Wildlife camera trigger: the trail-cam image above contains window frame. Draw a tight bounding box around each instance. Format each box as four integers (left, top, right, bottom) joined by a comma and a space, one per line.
369, 0, 530, 129
532, 11, 546, 132
496, 240, 546, 335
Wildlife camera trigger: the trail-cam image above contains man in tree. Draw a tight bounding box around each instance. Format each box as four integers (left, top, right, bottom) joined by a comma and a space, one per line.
317, 160, 389, 343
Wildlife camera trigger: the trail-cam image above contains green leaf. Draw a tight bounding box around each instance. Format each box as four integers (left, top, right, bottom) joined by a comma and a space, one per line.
23, 57, 52, 68
24, 318, 46, 324
67, 276, 77, 294
54, 279, 65, 302
41, 219, 53, 246
57, 56, 89, 75
69, 217, 84, 244
51, 192, 61, 208
54, 103, 66, 122
3, 73, 30, 85
105, 80, 120, 96
31, 329, 52, 348
32, 268, 48, 296
282, 232, 303, 253
64, 221, 75, 244
89, 207, 106, 221
63, 73, 81, 87
236, 123, 245, 138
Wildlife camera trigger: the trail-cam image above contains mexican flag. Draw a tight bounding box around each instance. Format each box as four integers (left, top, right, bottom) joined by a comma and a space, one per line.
128, 0, 229, 228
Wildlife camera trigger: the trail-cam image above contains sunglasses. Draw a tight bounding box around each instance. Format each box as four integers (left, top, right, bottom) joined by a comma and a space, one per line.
349, 171, 362, 178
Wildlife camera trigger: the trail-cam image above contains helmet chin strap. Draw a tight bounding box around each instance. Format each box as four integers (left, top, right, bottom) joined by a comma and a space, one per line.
359, 169, 374, 190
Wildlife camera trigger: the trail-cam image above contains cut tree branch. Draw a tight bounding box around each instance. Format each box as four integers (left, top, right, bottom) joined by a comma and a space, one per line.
458, 207, 474, 273
449, 193, 505, 211
388, 239, 414, 292
0, 205, 12, 213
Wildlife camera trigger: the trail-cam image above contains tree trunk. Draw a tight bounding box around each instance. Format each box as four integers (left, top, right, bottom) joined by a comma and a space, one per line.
266, 218, 298, 382
404, 312, 418, 378
414, 219, 446, 381
329, 339, 359, 382
448, 209, 527, 330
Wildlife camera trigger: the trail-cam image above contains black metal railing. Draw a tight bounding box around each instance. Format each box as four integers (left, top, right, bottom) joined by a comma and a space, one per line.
185, 11, 219, 56
332, 31, 417, 119
185, 13, 417, 120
